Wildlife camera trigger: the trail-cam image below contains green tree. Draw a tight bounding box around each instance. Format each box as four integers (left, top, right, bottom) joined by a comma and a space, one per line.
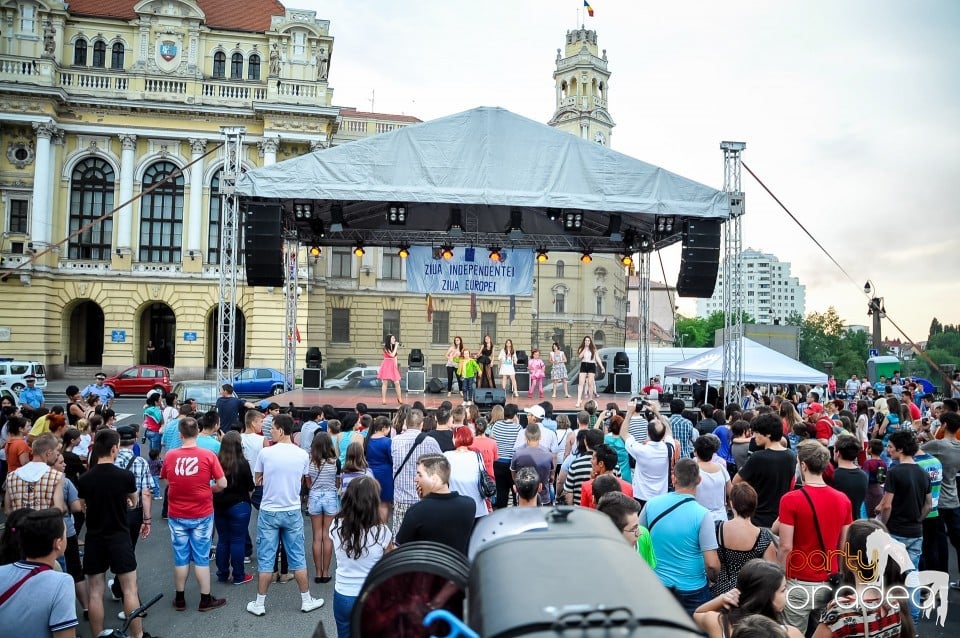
674, 311, 754, 348
792, 307, 869, 381
929, 317, 943, 338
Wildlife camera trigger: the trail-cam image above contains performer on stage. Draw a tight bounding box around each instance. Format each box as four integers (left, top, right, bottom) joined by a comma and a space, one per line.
445, 336, 464, 398
527, 349, 546, 399
498, 339, 519, 398
575, 335, 604, 408
378, 334, 403, 404
478, 335, 495, 389
550, 342, 570, 399
459, 349, 481, 406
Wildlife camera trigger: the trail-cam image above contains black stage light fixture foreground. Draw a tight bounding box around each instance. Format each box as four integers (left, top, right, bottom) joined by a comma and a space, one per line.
563, 210, 583, 232
294, 203, 312, 219
386, 202, 407, 225
536, 249, 549, 263
330, 202, 345, 232
448, 207, 464, 238
606, 214, 623, 242
507, 208, 523, 240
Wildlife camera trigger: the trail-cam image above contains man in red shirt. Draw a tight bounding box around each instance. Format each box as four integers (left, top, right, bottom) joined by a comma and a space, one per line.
579, 443, 633, 509
778, 440, 853, 634
161, 417, 228, 613
803, 403, 835, 447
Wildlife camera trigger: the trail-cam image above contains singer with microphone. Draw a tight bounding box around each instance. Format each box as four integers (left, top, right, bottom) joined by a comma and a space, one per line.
378, 334, 403, 405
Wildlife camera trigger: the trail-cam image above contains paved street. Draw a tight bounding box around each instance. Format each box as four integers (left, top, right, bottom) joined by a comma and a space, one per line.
5, 379, 960, 637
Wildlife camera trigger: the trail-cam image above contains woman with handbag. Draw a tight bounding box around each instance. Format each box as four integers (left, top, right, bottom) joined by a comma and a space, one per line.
443, 426, 492, 518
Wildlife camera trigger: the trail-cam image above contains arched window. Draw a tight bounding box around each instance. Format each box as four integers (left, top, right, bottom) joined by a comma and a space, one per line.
207, 169, 221, 263
593, 330, 605, 348
139, 161, 184, 263
554, 292, 565, 314
556, 260, 565, 279
92, 40, 106, 67
73, 39, 87, 65
247, 54, 260, 80
230, 53, 243, 79
212, 52, 226, 79
69, 158, 115, 260
111, 42, 125, 69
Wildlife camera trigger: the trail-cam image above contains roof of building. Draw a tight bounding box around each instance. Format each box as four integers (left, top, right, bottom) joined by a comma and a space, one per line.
337, 107, 422, 123
67, 0, 287, 33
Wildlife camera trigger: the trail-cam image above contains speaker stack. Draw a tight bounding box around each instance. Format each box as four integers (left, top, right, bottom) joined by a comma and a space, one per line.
513, 349, 529, 393
243, 203, 285, 287
406, 348, 425, 394
303, 347, 322, 390
676, 219, 721, 298
612, 350, 631, 394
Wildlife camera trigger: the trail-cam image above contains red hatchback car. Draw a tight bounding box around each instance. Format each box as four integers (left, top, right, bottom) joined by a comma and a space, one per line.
104, 365, 173, 397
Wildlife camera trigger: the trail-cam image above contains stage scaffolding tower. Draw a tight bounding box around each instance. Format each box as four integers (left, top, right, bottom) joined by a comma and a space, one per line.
216, 127, 246, 386
721, 141, 746, 406
282, 237, 299, 392
637, 251, 652, 389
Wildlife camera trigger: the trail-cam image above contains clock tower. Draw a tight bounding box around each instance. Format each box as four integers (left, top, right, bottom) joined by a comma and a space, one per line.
548, 26, 614, 146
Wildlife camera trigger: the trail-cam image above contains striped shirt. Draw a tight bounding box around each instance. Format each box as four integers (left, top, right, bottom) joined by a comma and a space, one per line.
628, 415, 649, 443
563, 455, 594, 505
669, 414, 696, 459
391, 429, 442, 505
490, 420, 523, 461
307, 458, 340, 495
115, 447, 151, 508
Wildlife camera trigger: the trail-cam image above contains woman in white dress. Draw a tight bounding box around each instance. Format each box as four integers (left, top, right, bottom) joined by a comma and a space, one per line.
498, 338, 519, 398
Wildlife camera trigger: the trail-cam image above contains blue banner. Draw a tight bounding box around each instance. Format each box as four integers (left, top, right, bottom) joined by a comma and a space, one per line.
406, 246, 533, 296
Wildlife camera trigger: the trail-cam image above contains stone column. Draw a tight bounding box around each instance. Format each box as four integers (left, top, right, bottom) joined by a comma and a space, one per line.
48, 130, 63, 241
259, 138, 278, 166
116, 134, 137, 253
30, 122, 56, 247
186, 138, 206, 256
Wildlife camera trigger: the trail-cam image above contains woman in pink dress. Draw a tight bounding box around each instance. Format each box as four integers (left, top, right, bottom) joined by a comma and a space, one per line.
378, 334, 403, 404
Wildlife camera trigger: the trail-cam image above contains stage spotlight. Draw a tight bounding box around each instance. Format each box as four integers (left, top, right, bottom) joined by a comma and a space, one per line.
386, 202, 407, 225
580, 251, 592, 264
448, 207, 464, 238
620, 254, 633, 267
563, 210, 583, 232
309, 218, 325, 239
488, 247, 503, 262
606, 214, 623, 242
507, 209, 523, 240
330, 202, 345, 232
309, 246, 321, 258
353, 244, 365, 257
536, 249, 549, 263
440, 245, 454, 260
655, 215, 675, 235
398, 245, 410, 259
546, 208, 561, 222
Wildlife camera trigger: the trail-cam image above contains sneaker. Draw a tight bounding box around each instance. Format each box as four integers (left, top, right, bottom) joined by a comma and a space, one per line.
277, 574, 295, 584
244, 556, 251, 564
234, 574, 254, 585
300, 596, 325, 613
198, 595, 227, 612
246, 600, 266, 616
108, 578, 121, 601
951, 581, 960, 591
117, 609, 147, 620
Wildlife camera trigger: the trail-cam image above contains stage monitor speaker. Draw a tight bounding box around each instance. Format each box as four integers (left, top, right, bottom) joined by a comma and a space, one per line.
243, 203, 285, 287
613, 351, 630, 372
515, 350, 528, 369
613, 372, 632, 394
514, 371, 529, 393
302, 368, 322, 390
408, 349, 424, 369
305, 346, 322, 368
406, 369, 426, 394
474, 388, 506, 408
426, 377, 445, 394
676, 219, 721, 298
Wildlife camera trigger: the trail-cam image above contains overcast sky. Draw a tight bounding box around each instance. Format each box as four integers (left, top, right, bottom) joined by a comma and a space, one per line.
305, 0, 960, 341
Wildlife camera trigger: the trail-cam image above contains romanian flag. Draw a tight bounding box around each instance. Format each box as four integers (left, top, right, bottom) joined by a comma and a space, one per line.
584, 1, 594, 17
294, 326, 301, 344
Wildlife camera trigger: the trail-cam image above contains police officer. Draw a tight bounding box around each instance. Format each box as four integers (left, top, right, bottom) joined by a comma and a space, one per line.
81, 372, 115, 409
18, 374, 45, 410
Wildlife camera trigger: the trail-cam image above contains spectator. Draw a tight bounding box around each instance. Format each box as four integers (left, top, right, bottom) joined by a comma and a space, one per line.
596, 491, 656, 569
240, 409, 265, 472
922, 411, 960, 581
427, 407, 456, 452
778, 440, 853, 634
467, 418, 498, 487
0, 508, 79, 636
363, 416, 394, 524
832, 436, 869, 519
443, 426, 489, 520
639, 458, 720, 615
711, 483, 775, 596
604, 414, 632, 484
396, 454, 476, 555
213, 431, 255, 585
733, 414, 796, 527
863, 439, 887, 518
694, 434, 731, 522
246, 414, 325, 617
877, 430, 931, 581
4, 433, 65, 513
669, 398, 698, 459
621, 405, 675, 509
730, 420, 752, 470
510, 423, 555, 506
390, 409, 442, 532
489, 404, 523, 509
913, 441, 946, 575
516, 405, 559, 462
578, 443, 633, 509
215, 384, 254, 434
108, 426, 153, 605
514, 466, 542, 506
562, 428, 604, 506
697, 404, 719, 436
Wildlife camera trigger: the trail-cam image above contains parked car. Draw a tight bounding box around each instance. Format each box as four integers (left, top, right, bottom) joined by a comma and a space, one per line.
324, 364, 377, 389
103, 365, 173, 397
0, 358, 48, 392
232, 367, 287, 397
172, 380, 220, 412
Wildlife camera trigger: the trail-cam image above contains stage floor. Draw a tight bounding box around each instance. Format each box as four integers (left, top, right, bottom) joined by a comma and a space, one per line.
272, 387, 629, 415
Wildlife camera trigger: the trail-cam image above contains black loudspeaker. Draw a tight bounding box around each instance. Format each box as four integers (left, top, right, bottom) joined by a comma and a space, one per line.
244, 203, 285, 287
515, 350, 528, 369
406, 370, 425, 393
514, 371, 529, 393
426, 377, 445, 394
305, 347, 322, 368
614, 372, 632, 394
613, 351, 629, 371
676, 219, 721, 298
408, 349, 424, 369
302, 368, 322, 390
474, 388, 506, 407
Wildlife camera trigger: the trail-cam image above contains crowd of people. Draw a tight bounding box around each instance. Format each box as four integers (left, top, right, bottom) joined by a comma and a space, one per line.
1, 370, 958, 637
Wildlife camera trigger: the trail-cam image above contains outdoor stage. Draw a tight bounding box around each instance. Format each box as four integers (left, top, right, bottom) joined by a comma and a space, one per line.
272, 387, 627, 418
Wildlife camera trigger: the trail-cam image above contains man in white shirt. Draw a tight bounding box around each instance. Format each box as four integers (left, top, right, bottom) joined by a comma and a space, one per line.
240, 410, 265, 474
844, 374, 861, 397
247, 414, 324, 617
621, 404, 675, 507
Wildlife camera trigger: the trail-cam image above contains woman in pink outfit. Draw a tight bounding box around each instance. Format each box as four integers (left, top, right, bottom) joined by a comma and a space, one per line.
378, 334, 402, 404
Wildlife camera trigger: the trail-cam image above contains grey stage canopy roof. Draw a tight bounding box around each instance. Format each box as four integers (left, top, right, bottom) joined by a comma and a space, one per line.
236, 106, 732, 253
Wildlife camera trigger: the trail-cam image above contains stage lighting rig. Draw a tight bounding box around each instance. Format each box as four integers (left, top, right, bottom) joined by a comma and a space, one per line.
353, 243, 365, 257
536, 249, 549, 263
580, 251, 592, 264
507, 209, 523, 240
330, 202, 346, 232
448, 208, 464, 238
488, 247, 503, 262
440, 245, 454, 260
386, 202, 407, 225
563, 210, 583, 232
398, 245, 410, 259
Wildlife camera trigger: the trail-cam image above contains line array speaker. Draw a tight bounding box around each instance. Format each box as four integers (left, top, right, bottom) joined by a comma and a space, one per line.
676, 219, 721, 298
243, 203, 285, 287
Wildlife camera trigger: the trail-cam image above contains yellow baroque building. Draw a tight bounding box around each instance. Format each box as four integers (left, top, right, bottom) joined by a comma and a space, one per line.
0, 2, 623, 380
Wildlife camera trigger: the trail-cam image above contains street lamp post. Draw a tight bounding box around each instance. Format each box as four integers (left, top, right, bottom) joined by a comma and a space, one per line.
864, 281, 884, 352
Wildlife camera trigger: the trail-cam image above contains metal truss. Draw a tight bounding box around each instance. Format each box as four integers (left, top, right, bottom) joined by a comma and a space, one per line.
637, 250, 652, 388
216, 127, 246, 385
721, 141, 746, 405
283, 235, 299, 392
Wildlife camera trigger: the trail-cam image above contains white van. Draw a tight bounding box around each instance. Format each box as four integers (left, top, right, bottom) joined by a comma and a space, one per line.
0, 358, 48, 392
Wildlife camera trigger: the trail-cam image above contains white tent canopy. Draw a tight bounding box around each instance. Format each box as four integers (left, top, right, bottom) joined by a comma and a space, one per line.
663, 338, 827, 385
236, 106, 730, 219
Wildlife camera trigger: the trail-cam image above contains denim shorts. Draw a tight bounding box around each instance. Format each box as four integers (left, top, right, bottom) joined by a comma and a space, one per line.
308, 490, 340, 516
168, 514, 214, 567
256, 509, 307, 572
